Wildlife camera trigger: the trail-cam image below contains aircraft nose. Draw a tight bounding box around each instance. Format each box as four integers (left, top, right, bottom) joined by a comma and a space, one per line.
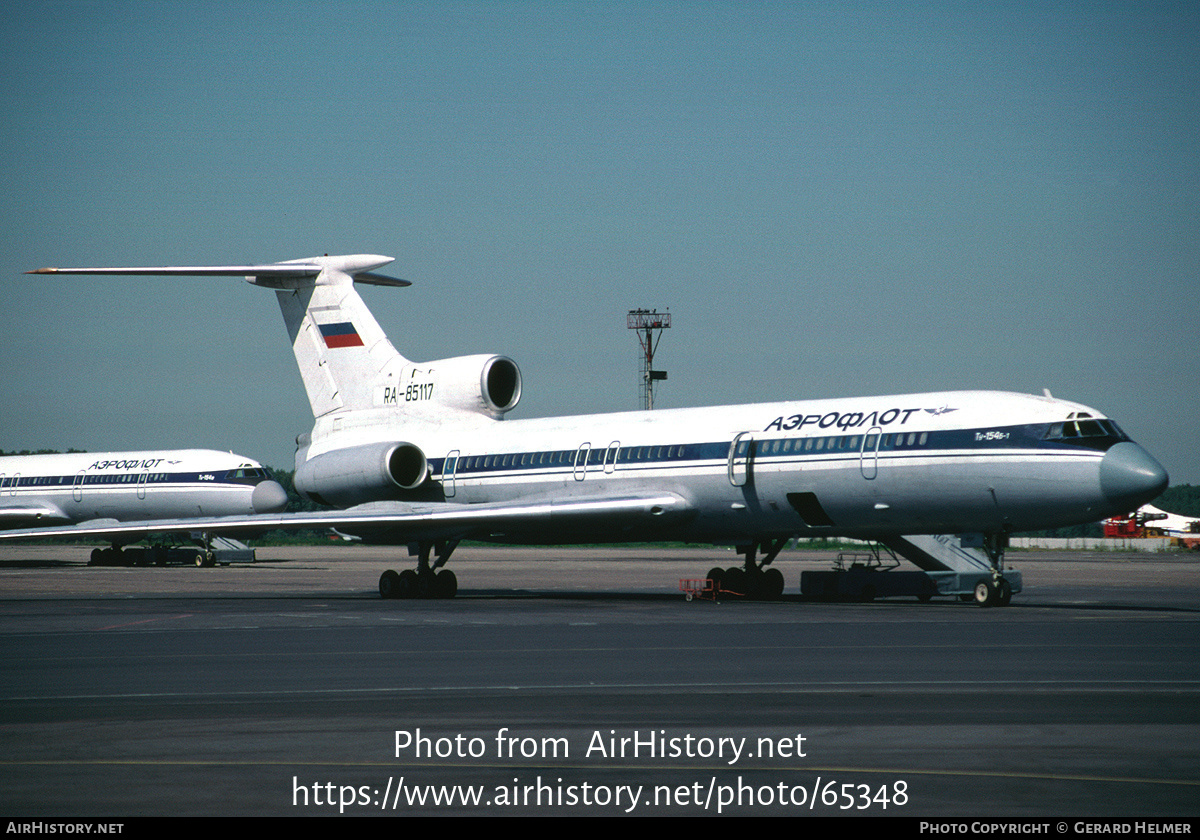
252, 479, 290, 514
1100, 442, 1168, 511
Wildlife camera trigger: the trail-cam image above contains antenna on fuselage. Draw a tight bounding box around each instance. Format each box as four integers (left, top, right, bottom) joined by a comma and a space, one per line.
627, 308, 670, 410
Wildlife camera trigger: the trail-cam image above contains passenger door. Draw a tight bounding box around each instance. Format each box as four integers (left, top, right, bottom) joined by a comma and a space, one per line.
728, 432, 754, 487
860, 427, 881, 480
443, 450, 460, 497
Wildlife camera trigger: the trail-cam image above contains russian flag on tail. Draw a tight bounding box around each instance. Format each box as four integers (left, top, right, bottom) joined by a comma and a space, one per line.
318, 321, 364, 348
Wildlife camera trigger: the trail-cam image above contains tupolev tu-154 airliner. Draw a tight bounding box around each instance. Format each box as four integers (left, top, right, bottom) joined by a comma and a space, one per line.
0, 448, 287, 564
7, 254, 1169, 603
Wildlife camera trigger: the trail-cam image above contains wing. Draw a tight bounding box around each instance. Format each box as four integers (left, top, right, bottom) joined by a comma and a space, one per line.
0, 493, 694, 546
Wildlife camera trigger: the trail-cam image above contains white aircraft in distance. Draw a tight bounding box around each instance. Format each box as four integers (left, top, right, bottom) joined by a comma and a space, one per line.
1136, 504, 1200, 537
8, 254, 1168, 603
0, 448, 288, 565
1104, 504, 1199, 542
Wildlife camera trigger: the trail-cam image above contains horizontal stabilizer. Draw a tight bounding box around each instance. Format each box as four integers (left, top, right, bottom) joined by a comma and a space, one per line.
26, 254, 409, 287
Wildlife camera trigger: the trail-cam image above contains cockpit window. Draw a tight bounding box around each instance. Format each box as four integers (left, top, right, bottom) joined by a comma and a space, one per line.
1044, 419, 1127, 441
1100, 420, 1128, 440
225, 467, 268, 480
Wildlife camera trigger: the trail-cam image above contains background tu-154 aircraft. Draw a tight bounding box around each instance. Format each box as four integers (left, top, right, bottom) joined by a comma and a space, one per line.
7, 254, 1169, 603
0, 448, 287, 565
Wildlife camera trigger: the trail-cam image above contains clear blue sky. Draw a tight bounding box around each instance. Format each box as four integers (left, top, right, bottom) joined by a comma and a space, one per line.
3, 1, 1197, 484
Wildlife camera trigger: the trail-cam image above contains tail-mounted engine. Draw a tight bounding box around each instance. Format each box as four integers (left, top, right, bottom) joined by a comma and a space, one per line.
396, 354, 521, 419
294, 441, 428, 507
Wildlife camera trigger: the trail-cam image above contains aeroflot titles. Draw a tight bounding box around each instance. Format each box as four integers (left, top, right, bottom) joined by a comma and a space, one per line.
86, 459, 168, 471
764, 406, 934, 433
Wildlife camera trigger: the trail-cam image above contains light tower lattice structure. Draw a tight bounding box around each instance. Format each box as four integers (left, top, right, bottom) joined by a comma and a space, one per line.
627, 308, 670, 410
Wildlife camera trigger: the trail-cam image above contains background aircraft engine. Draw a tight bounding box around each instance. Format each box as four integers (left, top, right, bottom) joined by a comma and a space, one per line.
415, 354, 522, 418
294, 441, 428, 507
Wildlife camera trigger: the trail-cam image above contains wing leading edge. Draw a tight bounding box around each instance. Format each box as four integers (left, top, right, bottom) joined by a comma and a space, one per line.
0, 492, 695, 546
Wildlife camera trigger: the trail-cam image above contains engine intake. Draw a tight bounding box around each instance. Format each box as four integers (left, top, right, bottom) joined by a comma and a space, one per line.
294, 441, 428, 507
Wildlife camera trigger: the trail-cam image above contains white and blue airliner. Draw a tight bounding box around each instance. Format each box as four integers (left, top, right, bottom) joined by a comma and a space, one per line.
10, 255, 1168, 602
1, 448, 287, 564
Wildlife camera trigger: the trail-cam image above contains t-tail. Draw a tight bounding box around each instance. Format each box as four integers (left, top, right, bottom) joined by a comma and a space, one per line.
27, 254, 523, 422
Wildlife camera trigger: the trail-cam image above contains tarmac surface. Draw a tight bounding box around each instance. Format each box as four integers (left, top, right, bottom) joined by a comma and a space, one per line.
1, 544, 1197, 817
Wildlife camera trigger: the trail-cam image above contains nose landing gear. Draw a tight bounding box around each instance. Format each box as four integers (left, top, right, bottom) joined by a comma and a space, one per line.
974, 532, 1013, 607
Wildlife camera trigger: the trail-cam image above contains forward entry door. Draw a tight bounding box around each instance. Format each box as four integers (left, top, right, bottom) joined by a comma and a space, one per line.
728, 432, 754, 487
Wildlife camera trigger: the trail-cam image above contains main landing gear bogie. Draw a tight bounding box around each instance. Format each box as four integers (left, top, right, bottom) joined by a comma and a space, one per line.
379, 568, 457, 599
706, 538, 789, 601
378, 539, 460, 600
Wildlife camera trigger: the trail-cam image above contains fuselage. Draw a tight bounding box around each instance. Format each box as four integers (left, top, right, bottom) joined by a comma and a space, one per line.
0, 449, 288, 528
23, 256, 1169, 557
299, 389, 1168, 545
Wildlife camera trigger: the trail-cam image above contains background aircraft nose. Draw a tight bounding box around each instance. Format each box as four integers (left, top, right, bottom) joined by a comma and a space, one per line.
1100, 442, 1169, 511
252, 479, 290, 514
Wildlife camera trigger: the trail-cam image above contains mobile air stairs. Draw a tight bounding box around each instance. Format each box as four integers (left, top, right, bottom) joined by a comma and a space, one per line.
800, 534, 1021, 607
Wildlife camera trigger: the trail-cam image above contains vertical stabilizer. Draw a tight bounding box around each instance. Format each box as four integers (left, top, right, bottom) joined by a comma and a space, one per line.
264, 256, 410, 418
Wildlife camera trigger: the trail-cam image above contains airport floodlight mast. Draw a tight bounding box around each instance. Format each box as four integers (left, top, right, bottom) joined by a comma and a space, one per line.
627, 308, 670, 410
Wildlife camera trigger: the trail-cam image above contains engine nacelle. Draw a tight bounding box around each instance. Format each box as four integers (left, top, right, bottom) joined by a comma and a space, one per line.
294, 441, 428, 507
406, 354, 521, 418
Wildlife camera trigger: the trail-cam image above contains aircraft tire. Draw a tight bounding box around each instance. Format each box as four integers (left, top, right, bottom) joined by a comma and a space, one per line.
996, 578, 1012, 606
974, 580, 997, 607
379, 569, 401, 599
397, 569, 418, 598
706, 567, 725, 593
433, 569, 457, 599
723, 567, 746, 597
762, 568, 785, 600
